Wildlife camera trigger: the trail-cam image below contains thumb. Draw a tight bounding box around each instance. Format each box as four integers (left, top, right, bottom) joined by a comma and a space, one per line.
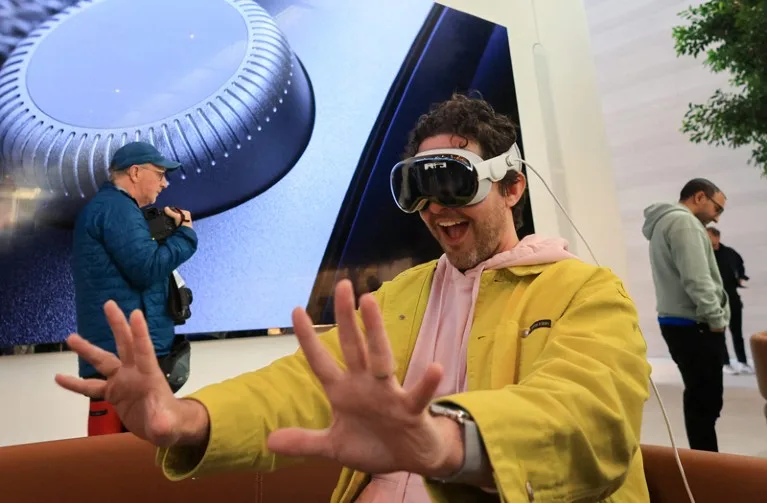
267, 427, 332, 458
404, 362, 443, 413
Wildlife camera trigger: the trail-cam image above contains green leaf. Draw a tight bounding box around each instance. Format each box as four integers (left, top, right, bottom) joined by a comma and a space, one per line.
672, 0, 767, 174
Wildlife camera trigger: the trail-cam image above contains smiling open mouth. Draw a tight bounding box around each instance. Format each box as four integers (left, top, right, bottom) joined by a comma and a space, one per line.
437, 220, 470, 244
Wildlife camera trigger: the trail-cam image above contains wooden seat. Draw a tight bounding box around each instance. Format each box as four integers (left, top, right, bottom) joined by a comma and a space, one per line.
750, 332, 767, 402
2, 433, 767, 502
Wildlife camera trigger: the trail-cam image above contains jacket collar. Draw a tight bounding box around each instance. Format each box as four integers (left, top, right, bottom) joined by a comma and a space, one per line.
494, 262, 570, 280
102, 181, 140, 207
423, 259, 576, 282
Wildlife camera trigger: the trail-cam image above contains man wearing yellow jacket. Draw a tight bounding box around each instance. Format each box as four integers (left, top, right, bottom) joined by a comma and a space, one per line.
57, 94, 651, 502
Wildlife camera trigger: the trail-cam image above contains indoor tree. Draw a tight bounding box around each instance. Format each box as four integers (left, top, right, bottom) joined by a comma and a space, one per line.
672, 0, 767, 175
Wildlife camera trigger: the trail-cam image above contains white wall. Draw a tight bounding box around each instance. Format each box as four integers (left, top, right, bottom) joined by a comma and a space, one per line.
0, 337, 298, 448
438, 0, 628, 280
583, 0, 767, 357
442, 0, 767, 358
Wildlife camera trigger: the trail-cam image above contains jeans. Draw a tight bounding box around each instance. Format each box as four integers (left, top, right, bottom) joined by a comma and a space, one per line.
660, 323, 724, 452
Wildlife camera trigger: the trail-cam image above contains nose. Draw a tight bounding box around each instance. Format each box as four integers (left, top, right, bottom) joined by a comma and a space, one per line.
426, 201, 445, 214
161, 177, 169, 189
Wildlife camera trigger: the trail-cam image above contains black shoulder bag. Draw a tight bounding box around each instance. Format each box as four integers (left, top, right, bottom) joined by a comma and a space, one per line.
142, 207, 194, 393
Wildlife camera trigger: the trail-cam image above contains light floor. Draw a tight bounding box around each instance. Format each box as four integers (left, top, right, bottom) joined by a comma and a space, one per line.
0, 337, 764, 458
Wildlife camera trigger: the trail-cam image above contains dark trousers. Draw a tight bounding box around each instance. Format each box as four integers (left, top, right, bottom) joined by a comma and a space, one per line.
721, 293, 747, 365
660, 323, 724, 452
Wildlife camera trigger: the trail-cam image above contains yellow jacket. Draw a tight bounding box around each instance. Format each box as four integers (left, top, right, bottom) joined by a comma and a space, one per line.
158, 258, 651, 502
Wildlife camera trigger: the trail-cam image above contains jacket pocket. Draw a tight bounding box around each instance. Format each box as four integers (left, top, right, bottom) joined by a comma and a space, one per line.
516, 320, 553, 381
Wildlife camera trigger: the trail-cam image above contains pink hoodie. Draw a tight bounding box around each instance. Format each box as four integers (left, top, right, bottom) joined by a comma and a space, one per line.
356, 234, 578, 503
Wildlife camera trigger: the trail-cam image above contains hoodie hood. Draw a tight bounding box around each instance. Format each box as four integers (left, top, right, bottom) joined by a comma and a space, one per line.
480, 234, 578, 270
444, 234, 578, 277
642, 203, 691, 240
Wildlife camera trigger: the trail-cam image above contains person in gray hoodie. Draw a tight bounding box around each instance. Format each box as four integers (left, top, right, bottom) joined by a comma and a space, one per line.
642, 178, 729, 452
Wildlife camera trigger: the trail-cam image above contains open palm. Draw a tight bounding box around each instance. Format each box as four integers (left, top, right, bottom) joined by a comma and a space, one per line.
267, 280, 458, 476
55, 301, 182, 447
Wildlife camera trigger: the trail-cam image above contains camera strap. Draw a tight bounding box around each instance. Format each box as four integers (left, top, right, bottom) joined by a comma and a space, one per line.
171, 207, 186, 226
172, 269, 185, 288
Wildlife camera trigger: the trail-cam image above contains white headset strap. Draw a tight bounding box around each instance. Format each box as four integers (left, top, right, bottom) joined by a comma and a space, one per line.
475, 143, 522, 181
413, 147, 484, 165
414, 144, 522, 182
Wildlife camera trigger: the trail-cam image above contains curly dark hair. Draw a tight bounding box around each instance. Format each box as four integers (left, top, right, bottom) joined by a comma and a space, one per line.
403, 93, 526, 229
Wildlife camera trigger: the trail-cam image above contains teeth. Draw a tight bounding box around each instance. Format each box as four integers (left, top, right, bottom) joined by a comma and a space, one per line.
437, 220, 465, 227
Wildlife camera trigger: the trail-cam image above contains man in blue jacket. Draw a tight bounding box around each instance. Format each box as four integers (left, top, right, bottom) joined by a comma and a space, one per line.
71, 141, 198, 435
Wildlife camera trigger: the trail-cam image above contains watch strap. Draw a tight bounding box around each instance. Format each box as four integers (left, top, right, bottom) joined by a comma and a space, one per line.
428, 403, 489, 484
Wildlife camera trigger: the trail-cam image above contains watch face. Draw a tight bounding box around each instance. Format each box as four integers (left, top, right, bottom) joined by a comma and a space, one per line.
429, 403, 469, 422
0, 0, 315, 225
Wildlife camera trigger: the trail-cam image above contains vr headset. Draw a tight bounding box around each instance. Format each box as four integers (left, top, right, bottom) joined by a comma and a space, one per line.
390, 143, 523, 213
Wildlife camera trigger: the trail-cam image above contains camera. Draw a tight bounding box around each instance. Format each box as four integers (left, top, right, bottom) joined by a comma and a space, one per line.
142, 208, 194, 325
142, 207, 179, 242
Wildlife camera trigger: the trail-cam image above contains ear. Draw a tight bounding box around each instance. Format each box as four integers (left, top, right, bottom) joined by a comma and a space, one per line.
128, 164, 140, 182
503, 173, 527, 209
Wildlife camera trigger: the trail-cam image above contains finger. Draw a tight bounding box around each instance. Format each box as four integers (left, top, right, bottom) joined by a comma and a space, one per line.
405, 363, 443, 413
334, 280, 368, 373
267, 427, 332, 458
55, 374, 107, 400
163, 207, 180, 223
293, 307, 343, 384
104, 301, 134, 366
65, 334, 122, 377
359, 293, 394, 379
129, 309, 159, 373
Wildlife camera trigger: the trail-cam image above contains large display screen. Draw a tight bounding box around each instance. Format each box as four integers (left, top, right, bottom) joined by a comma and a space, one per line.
0, 0, 529, 347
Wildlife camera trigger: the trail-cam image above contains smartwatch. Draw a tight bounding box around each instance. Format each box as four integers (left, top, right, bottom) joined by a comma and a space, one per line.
428, 403, 489, 484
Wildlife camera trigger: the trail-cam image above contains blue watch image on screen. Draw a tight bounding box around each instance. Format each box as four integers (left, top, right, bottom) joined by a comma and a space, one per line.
0, 0, 315, 226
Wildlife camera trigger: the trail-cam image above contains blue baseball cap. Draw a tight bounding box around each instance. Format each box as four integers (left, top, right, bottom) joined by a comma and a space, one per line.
110, 142, 182, 171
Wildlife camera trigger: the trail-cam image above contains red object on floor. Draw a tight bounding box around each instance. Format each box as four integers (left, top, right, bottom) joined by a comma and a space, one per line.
88, 400, 124, 436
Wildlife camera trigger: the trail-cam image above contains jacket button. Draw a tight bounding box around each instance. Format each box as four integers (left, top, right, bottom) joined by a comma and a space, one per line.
399, 314, 406, 320
526, 481, 535, 501
521, 329, 530, 338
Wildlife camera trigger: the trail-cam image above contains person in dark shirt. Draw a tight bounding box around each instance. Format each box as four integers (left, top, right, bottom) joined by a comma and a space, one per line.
707, 227, 753, 374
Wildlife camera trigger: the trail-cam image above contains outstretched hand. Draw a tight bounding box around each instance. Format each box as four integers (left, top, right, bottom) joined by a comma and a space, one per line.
54, 282, 463, 475
55, 301, 206, 448
267, 280, 464, 477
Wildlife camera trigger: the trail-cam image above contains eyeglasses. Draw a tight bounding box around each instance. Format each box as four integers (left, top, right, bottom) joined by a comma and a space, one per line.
138, 166, 167, 182
706, 195, 724, 215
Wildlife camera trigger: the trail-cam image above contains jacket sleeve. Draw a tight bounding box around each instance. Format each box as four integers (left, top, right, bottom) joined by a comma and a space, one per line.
156, 286, 387, 480
96, 203, 198, 290
733, 248, 749, 281
431, 268, 651, 502
668, 226, 727, 328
